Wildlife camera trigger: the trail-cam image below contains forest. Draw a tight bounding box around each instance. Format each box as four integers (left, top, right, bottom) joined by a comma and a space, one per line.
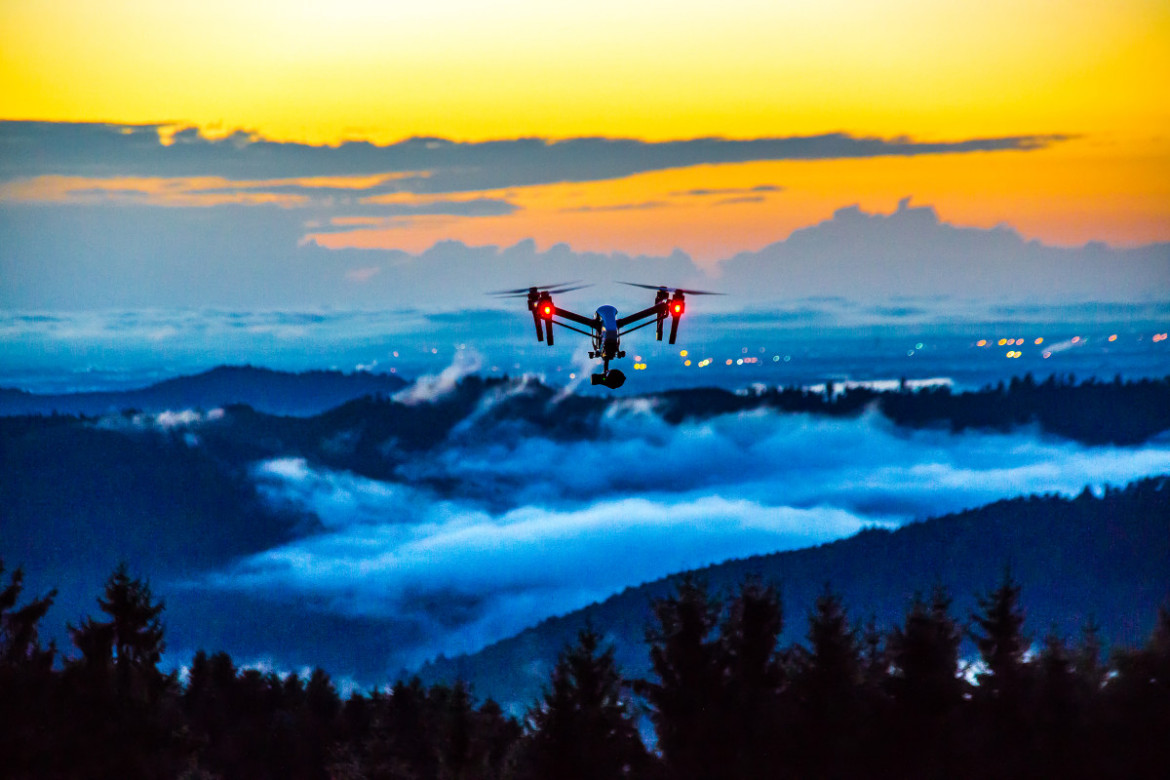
3, 559, 1168, 779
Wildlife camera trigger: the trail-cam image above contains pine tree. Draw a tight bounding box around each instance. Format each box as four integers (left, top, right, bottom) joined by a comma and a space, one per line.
970, 567, 1027, 701
0, 561, 58, 777
788, 586, 865, 777
69, 562, 167, 692
62, 563, 183, 779
719, 578, 787, 780
1032, 629, 1090, 777
0, 561, 57, 668
889, 586, 964, 718
886, 586, 966, 778
518, 626, 647, 780
968, 568, 1030, 778
1108, 605, 1170, 779
638, 576, 725, 780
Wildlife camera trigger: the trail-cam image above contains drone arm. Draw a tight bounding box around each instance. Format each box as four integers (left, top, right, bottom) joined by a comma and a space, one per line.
616, 302, 667, 329
618, 317, 661, 337
554, 308, 597, 329
551, 319, 597, 338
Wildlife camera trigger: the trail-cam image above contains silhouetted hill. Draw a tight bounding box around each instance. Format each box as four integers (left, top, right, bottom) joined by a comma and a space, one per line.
655, 373, 1170, 445
3, 372, 1168, 688
0, 365, 407, 417
418, 476, 1170, 709
0, 414, 316, 655
176, 373, 1170, 488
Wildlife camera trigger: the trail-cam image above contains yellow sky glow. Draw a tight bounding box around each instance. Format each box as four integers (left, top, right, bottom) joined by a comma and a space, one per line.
3, 0, 1167, 142
2, 0, 1168, 253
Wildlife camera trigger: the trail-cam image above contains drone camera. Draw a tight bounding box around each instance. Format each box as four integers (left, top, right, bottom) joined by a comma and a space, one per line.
591, 369, 626, 389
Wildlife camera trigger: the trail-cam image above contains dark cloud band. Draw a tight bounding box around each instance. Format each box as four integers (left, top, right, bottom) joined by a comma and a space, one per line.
0, 121, 1072, 193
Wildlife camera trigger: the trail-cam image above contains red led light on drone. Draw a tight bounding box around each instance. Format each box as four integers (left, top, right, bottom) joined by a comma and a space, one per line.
672, 302, 684, 314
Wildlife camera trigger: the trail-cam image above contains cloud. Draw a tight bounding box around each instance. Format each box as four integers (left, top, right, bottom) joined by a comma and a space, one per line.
393, 349, 484, 405
715, 199, 1170, 302
5, 188, 1165, 312
213, 459, 885, 667
345, 266, 382, 283
199, 404, 1170, 670
300, 197, 521, 223
673, 185, 783, 197
714, 195, 766, 206
0, 121, 1072, 192
559, 201, 670, 213
94, 407, 225, 433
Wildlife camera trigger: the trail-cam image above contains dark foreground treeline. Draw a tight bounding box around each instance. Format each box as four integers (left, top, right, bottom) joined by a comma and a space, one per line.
2, 564, 1168, 780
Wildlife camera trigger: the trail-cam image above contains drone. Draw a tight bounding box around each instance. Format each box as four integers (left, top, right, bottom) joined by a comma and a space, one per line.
491, 281, 722, 389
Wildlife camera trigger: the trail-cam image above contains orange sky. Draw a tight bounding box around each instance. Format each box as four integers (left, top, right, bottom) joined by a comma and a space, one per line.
2, 0, 1168, 259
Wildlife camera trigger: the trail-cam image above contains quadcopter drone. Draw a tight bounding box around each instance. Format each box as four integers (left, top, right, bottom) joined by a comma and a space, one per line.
491, 281, 721, 389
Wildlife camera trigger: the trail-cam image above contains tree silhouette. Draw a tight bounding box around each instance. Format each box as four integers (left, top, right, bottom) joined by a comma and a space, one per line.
718, 578, 787, 780
0, 561, 58, 777
970, 567, 1027, 699
70, 562, 166, 687
60, 563, 184, 779
789, 585, 866, 778
888, 587, 962, 772
638, 576, 725, 780
886, 586, 967, 776
1108, 605, 1170, 779
968, 568, 1030, 778
0, 561, 57, 668
518, 626, 648, 780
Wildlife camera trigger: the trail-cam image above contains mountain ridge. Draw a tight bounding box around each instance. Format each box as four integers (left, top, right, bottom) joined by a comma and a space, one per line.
417, 476, 1170, 710
0, 364, 408, 417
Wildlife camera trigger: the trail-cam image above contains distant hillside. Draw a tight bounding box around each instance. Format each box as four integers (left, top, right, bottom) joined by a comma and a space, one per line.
191, 374, 1170, 487
0, 414, 315, 647
654, 373, 1170, 446
4, 368, 1168, 445
418, 476, 1170, 710
3, 372, 1168, 685
0, 365, 407, 417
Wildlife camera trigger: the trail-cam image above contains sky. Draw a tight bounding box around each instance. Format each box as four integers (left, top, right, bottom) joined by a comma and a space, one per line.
2, 0, 1169, 313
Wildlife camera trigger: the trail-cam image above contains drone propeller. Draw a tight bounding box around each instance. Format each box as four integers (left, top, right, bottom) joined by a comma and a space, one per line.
488, 281, 592, 297
618, 282, 725, 296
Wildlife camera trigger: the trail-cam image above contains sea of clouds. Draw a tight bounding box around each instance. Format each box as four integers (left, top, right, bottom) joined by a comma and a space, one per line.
196, 395, 1170, 670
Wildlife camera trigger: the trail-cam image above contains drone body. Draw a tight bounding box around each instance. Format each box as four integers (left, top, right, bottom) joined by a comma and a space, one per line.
492, 282, 720, 389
